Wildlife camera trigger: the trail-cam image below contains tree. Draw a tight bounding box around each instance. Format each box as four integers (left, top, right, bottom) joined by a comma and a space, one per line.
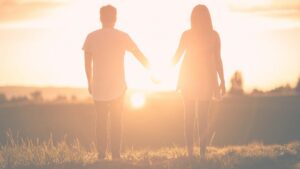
10, 96, 29, 103
30, 91, 43, 102
229, 71, 244, 95
251, 88, 264, 96
296, 76, 300, 93
71, 95, 78, 102
0, 93, 7, 103
268, 84, 293, 95
54, 95, 68, 103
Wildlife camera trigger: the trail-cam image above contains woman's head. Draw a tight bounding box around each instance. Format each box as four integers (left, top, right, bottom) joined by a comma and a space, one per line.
191, 5, 213, 34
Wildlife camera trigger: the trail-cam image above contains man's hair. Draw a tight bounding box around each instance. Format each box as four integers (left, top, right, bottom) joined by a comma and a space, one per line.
100, 5, 117, 25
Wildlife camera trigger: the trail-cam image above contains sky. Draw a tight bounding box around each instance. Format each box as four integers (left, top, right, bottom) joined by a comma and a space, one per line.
0, 0, 300, 92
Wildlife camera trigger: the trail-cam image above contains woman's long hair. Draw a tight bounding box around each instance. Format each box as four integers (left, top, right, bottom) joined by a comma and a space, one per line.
190, 5, 218, 91
190, 5, 214, 46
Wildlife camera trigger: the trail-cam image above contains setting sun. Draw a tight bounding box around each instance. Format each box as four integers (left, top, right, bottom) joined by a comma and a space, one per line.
130, 92, 146, 108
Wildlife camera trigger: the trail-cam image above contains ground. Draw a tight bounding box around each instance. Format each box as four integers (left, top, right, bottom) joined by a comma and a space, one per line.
0, 135, 299, 169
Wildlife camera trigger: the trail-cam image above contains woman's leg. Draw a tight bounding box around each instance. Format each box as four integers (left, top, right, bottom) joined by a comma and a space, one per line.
183, 98, 196, 157
197, 100, 211, 158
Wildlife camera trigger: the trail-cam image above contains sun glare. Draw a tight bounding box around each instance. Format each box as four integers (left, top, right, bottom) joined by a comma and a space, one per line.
1, 1, 299, 91
130, 92, 146, 108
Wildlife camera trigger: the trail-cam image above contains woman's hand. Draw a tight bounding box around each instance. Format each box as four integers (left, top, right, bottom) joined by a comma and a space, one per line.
147, 63, 162, 84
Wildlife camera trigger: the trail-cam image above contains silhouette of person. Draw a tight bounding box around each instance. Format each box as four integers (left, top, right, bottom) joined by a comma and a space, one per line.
82, 5, 149, 160
172, 4, 225, 158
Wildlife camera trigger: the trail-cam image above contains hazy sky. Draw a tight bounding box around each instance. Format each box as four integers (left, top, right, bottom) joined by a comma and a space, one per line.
0, 0, 300, 92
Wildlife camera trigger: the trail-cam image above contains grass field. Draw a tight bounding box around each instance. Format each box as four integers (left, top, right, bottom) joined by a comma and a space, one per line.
1, 94, 300, 147
0, 94, 300, 168
0, 132, 299, 169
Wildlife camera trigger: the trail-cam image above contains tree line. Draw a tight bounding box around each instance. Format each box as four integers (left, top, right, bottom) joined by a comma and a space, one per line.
1, 71, 300, 104
229, 71, 300, 96
0, 90, 79, 104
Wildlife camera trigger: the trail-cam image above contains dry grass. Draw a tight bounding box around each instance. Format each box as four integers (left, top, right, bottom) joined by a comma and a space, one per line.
0, 132, 299, 169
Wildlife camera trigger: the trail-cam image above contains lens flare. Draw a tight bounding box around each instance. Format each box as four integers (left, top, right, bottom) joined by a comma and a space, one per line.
130, 92, 146, 108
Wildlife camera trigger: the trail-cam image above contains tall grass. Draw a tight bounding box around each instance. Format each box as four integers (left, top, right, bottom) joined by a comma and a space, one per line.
0, 131, 299, 169
0, 131, 97, 169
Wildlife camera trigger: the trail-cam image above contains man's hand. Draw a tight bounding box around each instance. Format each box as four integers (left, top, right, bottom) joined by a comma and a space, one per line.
150, 72, 162, 84
220, 80, 226, 96
214, 81, 226, 100
148, 62, 173, 85
88, 81, 93, 95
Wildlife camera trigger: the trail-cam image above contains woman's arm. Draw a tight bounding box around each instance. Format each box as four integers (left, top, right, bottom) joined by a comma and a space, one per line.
214, 31, 226, 95
172, 33, 186, 65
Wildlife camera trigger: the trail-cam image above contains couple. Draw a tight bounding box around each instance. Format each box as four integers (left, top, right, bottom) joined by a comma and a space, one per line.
82, 4, 225, 160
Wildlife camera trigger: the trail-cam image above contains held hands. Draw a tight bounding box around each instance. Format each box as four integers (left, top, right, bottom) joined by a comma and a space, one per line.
149, 67, 163, 84
147, 61, 175, 85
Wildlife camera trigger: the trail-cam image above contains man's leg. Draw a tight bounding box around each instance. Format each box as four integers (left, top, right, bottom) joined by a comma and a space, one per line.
94, 101, 109, 159
109, 96, 124, 159
197, 101, 211, 158
183, 98, 196, 157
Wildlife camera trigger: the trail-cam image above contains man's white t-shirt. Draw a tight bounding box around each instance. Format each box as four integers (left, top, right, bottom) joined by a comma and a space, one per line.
82, 28, 138, 101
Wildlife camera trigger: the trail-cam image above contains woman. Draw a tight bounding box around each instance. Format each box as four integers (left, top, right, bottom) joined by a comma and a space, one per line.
172, 4, 225, 158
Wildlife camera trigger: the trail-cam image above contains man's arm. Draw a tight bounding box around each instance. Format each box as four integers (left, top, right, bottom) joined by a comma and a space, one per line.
84, 52, 93, 94
214, 32, 225, 95
131, 48, 149, 69
125, 34, 149, 69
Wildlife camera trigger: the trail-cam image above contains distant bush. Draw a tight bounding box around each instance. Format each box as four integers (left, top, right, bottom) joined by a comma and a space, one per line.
10, 95, 29, 103
251, 88, 264, 96
268, 84, 294, 95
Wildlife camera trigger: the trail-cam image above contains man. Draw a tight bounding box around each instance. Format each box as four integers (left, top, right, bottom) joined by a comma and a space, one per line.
82, 5, 149, 160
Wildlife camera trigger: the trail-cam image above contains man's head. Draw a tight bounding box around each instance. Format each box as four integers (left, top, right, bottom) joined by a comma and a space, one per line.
100, 5, 117, 28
